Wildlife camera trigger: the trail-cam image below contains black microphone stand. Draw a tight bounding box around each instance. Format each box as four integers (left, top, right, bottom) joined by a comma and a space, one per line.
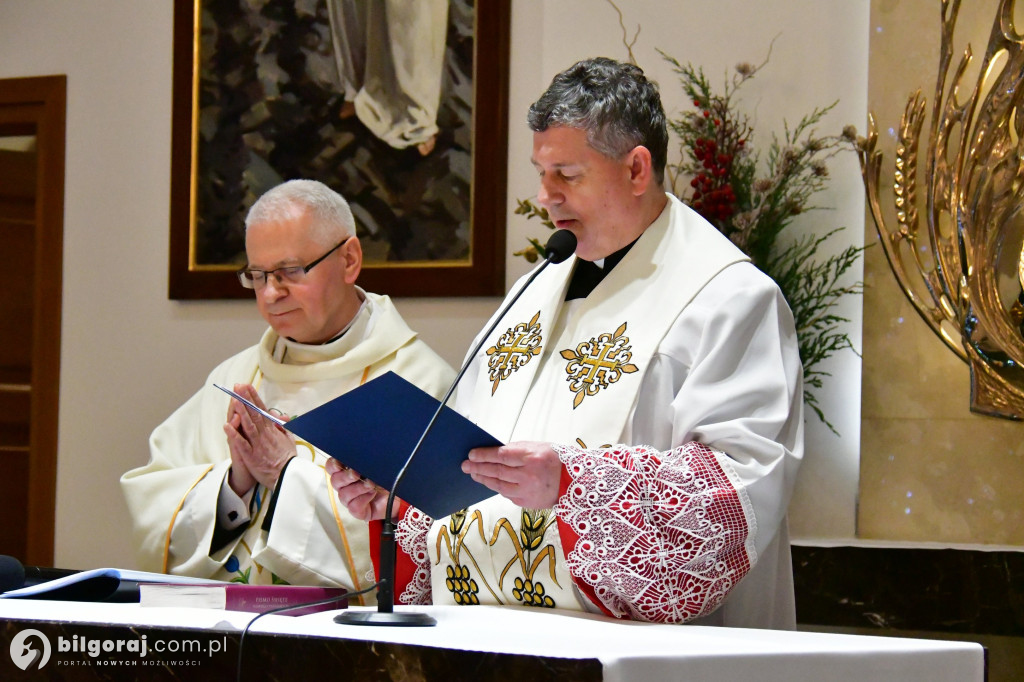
335, 230, 577, 627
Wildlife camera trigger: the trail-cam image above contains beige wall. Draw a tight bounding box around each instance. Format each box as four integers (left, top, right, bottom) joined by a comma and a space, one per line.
858, 0, 1024, 544
0, 0, 868, 569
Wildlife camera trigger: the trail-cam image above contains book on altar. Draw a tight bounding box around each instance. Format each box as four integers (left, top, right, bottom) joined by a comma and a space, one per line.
214, 371, 501, 519
0, 567, 224, 603
139, 583, 348, 616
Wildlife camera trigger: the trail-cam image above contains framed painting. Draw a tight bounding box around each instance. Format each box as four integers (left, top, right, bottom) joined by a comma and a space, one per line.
169, 0, 510, 299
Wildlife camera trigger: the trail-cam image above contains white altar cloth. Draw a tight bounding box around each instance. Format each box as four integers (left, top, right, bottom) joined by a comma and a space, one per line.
0, 599, 985, 681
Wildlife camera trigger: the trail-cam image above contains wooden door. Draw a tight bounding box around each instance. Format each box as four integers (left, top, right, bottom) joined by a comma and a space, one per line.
0, 76, 66, 566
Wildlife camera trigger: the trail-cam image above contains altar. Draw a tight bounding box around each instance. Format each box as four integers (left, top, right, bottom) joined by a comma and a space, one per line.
0, 599, 985, 680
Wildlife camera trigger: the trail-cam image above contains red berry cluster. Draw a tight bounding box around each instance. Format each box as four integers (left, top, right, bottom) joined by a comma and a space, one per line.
687, 101, 744, 223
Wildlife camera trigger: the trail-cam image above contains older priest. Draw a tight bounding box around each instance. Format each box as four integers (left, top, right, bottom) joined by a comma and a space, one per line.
121, 180, 453, 597
330, 58, 803, 628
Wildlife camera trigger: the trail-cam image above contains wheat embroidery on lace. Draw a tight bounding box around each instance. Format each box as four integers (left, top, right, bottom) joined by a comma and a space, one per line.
554, 442, 753, 623
395, 506, 434, 605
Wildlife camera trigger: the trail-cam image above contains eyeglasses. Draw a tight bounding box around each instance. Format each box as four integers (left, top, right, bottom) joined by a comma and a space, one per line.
237, 237, 350, 290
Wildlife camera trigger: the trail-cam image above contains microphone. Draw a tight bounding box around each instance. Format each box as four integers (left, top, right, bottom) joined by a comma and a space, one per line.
336, 229, 577, 627
0, 555, 81, 593
0, 555, 25, 593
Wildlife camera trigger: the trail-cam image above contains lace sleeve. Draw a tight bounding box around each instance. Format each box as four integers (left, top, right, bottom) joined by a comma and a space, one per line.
394, 504, 434, 605
553, 441, 756, 623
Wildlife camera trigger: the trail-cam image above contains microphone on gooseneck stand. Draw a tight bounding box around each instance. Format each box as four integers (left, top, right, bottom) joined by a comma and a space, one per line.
0, 555, 25, 593
335, 229, 577, 627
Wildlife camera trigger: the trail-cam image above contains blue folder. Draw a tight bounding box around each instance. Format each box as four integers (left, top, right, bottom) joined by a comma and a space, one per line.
216, 372, 500, 519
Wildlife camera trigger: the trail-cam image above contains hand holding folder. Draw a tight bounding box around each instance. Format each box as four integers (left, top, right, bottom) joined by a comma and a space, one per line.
215, 372, 501, 519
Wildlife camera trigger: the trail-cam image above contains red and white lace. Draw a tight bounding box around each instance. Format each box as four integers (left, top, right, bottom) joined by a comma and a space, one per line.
554, 442, 754, 623
395, 506, 433, 605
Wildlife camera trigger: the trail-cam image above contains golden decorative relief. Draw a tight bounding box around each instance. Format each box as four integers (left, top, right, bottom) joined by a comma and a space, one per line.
485, 311, 543, 395
855, 0, 1024, 419
560, 322, 639, 409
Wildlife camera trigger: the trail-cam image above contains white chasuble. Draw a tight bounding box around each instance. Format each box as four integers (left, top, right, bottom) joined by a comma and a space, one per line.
122, 292, 454, 596
426, 195, 752, 612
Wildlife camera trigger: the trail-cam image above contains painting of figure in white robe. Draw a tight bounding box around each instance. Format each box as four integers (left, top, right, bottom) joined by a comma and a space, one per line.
193, 0, 473, 269
327, 0, 449, 155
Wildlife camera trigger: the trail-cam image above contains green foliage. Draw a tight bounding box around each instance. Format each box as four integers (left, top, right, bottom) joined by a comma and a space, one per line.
765, 230, 863, 430
515, 52, 865, 435
512, 199, 554, 263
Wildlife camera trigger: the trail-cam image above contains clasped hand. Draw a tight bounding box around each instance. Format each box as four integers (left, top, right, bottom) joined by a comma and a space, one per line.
223, 384, 294, 495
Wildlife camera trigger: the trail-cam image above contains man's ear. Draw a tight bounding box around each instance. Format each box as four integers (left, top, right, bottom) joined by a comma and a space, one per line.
342, 235, 363, 284
626, 145, 655, 195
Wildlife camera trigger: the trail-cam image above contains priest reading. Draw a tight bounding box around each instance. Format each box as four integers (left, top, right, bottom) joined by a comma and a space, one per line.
121, 180, 454, 595
329, 58, 804, 628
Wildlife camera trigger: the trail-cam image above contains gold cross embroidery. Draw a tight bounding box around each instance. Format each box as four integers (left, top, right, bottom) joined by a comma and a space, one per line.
485, 311, 544, 395
560, 322, 638, 408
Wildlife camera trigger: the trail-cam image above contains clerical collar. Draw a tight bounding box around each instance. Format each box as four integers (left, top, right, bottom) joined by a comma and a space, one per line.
565, 237, 639, 300
319, 297, 367, 345
285, 295, 367, 346
276, 295, 370, 365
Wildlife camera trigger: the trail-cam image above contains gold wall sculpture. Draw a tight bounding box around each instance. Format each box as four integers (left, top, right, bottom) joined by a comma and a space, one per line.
857, 0, 1024, 420
858, 0, 1024, 545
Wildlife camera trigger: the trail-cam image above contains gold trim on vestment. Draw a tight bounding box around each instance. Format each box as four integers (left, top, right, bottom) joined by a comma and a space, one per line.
162, 464, 215, 573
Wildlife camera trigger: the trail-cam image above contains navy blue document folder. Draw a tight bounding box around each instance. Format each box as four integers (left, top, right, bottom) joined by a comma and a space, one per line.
216, 372, 500, 519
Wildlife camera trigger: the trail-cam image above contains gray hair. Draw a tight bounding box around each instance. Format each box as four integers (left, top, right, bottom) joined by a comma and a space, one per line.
245, 179, 356, 246
527, 57, 668, 184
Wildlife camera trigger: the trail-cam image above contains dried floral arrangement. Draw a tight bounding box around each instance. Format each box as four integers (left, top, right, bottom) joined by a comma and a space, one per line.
514, 45, 863, 433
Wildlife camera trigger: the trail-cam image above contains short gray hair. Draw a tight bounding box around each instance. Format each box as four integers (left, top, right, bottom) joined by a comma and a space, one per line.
245, 179, 355, 246
527, 57, 668, 184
